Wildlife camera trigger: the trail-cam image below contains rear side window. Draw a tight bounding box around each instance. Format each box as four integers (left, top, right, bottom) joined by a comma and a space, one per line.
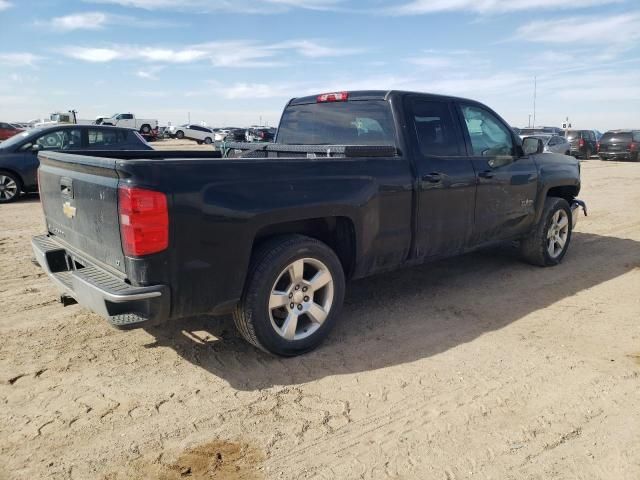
277, 100, 396, 146
88, 129, 126, 146
409, 100, 461, 156
633, 132, 640, 142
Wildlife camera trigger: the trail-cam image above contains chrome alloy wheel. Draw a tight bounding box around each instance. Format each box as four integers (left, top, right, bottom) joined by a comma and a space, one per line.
547, 209, 569, 259
0, 175, 18, 201
268, 258, 334, 341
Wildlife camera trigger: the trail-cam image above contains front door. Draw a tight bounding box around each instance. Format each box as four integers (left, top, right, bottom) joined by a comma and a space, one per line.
406, 96, 477, 258
457, 103, 538, 245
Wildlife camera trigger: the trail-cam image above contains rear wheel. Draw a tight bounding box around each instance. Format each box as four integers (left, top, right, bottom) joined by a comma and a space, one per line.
140, 124, 151, 134
520, 197, 572, 267
233, 235, 345, 356
0, 171, 21, 203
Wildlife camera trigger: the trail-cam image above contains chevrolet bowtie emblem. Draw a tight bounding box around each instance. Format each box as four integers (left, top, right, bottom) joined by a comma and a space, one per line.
63, 201, 76, 219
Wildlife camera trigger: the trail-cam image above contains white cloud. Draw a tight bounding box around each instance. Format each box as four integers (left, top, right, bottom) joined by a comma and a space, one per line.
394, 0, 622, 15
516, 13, 640, 45
135, 66, 164, 80
86, 0, 343, 13
0, 53, 41, 67
37, 11, 183, 31
61, 39, 360, 67
62, 47, 124, 62
48, 12, 109, 31
0, 0, 12, 11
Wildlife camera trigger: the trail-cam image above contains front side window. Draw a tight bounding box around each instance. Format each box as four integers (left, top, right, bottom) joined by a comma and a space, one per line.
410, 100, 461, 156
461, 105, 513, 157
36, 129, 82, 150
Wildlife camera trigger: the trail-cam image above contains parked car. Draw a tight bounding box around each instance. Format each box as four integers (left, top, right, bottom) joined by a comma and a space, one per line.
0, 125, 151, 203
31, 90, 586, 356
225, 128, 247, 142
246, 127, 276, 142
597, 130, 640, 161
563, 130, 598, 159
172, 124, 215, 144
97, 113, 158, 135
0, 122, 24, 141
524, 134, 571, 155
214, 129, 231, 142
519, 126, 563, 136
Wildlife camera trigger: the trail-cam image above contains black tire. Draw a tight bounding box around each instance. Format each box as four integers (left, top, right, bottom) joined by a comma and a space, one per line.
583, 148, 592, 160
565, 151, 570, 156
0, 171, 22, 204
204, 137, 213, 144
233, 235, 345, 356
140, 124, 151, 134
176, 130, 184, 139
520, 197, 572, 267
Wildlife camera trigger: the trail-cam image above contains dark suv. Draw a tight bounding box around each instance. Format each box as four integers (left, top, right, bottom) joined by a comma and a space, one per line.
563, 130, 597, 159
598, 130, 640, 161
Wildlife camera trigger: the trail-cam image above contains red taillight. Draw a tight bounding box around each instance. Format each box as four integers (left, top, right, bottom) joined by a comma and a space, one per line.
118, 186, 168, 256
578, 138, 585, 147
317, 91, 348, 103
630, 143, 638, 152
596, 141, 600, 152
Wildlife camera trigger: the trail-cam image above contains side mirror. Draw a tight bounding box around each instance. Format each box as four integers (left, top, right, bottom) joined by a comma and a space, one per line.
522, 137, 544, 155
31, 144, 42, 153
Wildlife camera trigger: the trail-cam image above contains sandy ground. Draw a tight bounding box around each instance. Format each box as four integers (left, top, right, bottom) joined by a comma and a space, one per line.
1, 156, 639, 480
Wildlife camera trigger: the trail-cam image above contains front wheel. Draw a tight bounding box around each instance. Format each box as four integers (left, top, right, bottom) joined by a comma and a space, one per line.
520, 197, 572, 266
233, 235, 345, 356
175, 130, 184, 139
204, 137, 213, 144
0, 172, 21, 203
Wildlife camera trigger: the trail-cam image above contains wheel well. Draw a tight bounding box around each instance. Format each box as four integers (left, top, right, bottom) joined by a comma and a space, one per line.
0, 168, 23, 187
254, 217, 356, 278
547, 185, 578, 204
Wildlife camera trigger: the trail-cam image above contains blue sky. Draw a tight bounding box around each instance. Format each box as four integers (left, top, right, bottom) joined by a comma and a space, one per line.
0, 0, 639, 130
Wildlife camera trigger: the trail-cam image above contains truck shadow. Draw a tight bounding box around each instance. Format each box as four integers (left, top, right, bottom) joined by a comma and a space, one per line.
143, 232, 640, 391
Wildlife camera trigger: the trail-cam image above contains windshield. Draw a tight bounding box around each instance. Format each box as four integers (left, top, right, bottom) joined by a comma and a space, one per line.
277, 100, 396, 145
0, 129, 37, 149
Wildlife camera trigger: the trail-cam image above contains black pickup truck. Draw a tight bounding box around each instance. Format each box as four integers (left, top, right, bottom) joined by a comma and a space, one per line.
32, 90, 586, 356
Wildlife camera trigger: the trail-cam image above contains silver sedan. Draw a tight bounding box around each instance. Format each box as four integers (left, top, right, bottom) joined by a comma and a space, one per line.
522, 134, 571, 155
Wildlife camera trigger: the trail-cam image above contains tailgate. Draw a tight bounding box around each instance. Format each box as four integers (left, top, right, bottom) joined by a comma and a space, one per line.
38, 151, 126, 274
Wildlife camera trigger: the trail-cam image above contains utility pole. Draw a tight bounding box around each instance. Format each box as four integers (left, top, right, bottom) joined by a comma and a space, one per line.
528, 114, 531, 128
188, 112, 191, 124
532, 76, 537, 129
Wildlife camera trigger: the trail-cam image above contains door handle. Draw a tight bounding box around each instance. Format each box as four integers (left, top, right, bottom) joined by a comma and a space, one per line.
478, 170, 494, 179
422, 173, 443, 183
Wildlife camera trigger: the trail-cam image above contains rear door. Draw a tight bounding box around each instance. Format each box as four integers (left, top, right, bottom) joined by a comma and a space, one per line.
456, 102, 538, 245
405, 96, 476, 258
38, 152, 126, 274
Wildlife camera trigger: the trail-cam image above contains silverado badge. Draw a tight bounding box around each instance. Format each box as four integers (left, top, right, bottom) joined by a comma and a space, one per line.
63, 201, 76, 219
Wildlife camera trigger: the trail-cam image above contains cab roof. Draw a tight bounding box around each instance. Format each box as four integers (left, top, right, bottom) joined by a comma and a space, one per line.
288, 90, 475, 106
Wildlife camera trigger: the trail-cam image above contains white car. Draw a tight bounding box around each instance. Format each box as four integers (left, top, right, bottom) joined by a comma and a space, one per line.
214, 129, 231, 142
173, 124, 215, 144
99, 113, 158, 134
